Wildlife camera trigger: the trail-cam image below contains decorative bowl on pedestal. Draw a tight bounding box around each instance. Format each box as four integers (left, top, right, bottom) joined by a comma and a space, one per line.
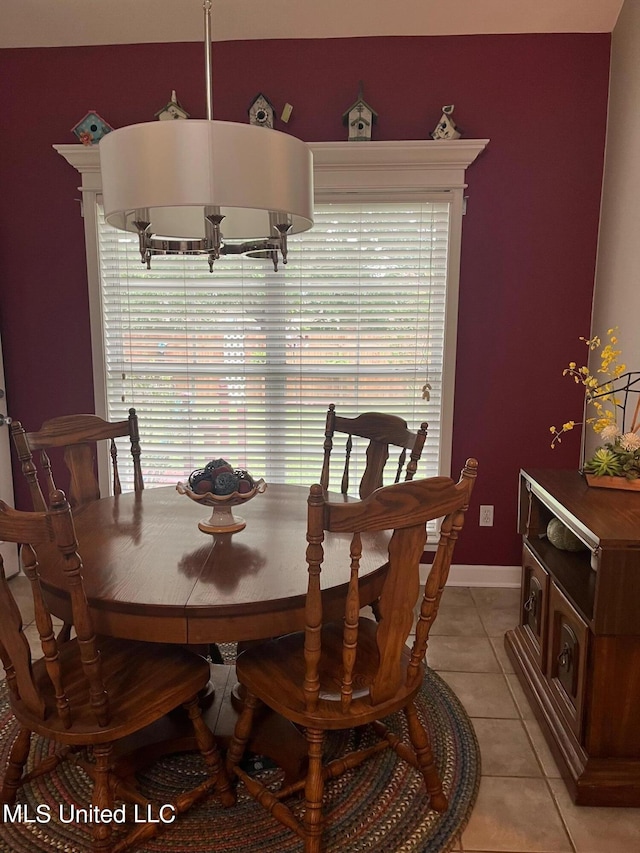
176, 479, 267, 534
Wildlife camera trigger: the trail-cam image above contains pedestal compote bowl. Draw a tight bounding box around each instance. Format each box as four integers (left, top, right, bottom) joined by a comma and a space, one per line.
176, 478, 267, 534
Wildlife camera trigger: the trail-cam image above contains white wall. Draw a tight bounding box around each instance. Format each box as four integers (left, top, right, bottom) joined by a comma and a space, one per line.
592, 0, 640, 375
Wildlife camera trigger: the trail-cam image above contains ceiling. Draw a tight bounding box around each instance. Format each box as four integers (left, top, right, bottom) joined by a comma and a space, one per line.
1, 0, 625, 49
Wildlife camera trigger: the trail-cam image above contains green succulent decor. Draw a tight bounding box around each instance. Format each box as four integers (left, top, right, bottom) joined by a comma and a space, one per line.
550, 328, 640, 483
583, 447, 623, 478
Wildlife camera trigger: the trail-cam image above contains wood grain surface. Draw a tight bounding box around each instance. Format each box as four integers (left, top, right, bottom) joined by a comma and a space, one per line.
38, 485, 389, 644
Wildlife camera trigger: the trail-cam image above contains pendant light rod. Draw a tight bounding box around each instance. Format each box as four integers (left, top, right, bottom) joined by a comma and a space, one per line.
203, 0, 213, 121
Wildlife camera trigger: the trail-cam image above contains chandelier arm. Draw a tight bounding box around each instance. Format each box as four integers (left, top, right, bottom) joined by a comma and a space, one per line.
220, 239, 281, 255
140, 236, 282, 257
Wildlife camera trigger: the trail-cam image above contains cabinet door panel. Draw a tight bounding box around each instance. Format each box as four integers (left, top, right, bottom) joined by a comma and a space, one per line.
521, 544, 549, 669
546, 582, 589, 740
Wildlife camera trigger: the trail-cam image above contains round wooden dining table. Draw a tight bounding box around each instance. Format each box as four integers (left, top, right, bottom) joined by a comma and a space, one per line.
39, 483, 390, 644
38, 483, 391, 781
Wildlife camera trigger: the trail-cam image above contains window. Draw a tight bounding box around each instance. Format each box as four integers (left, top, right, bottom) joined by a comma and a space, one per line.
57, 138, 487, 493
97, 201, 449, 488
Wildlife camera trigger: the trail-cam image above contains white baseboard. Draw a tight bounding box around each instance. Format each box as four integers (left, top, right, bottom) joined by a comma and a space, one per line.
420, 564, 521, 588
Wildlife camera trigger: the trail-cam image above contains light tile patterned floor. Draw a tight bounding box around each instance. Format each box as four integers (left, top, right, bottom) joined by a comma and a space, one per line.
413, 586, 640, 853
9, 576, 640, 852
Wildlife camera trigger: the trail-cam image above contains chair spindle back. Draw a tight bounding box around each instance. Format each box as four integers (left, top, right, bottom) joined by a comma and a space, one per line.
11, 409, 143, 509
305, 458, 478, 713
320, 403, 428, 499
0, 491, 108, 728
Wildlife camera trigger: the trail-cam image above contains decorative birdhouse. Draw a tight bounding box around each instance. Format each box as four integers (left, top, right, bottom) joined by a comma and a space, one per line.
248, 93, 275, 129
155, 90, 190, 121
342, 83, 377, 142
430, 105, 462, 140
71, 111, 113, 146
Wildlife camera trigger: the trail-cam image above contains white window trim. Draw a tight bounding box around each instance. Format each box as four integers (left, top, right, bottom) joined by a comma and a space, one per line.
55, 138, 488, 491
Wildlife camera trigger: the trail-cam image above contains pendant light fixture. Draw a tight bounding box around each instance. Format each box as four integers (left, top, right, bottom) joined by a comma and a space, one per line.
99, 0, 314, 272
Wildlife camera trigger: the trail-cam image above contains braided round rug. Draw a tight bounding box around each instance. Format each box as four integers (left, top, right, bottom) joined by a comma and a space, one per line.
0, 665, 480, 853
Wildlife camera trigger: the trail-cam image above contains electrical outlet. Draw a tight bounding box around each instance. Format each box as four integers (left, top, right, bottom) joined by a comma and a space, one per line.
479, 505, 494, 527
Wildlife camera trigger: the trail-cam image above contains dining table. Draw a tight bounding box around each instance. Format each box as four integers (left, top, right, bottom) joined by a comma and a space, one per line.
37, 482, 391, 781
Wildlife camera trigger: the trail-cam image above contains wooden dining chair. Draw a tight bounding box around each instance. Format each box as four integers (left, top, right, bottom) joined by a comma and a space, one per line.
10, 409, 144, 511
0, 489, 234, 852
320, 403, 428, 499
226, 459, 478, 853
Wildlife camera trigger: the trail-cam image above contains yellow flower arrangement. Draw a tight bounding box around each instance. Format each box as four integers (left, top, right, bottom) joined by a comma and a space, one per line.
550, 328, 640, 480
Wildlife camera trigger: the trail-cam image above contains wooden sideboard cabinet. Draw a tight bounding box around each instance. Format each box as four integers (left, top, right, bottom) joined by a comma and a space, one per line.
505, 468, 640, 806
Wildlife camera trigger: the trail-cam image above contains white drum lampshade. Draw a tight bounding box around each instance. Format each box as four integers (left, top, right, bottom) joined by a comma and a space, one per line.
99, 119, 314, 241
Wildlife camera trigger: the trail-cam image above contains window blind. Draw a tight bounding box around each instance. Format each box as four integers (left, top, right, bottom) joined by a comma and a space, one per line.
97, 201, 450, 492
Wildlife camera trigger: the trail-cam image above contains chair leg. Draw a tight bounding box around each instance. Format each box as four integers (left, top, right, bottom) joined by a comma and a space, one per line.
183, 695, 235, 807
0, 726, 31, 805
91, 743, 114, 853
404, 701, 448, 812
303, 728, 325, 853
226, 690, 261, 777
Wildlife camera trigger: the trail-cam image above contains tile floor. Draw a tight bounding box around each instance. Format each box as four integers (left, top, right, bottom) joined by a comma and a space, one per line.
418, 586, 640, 853
8, 576, 640, 852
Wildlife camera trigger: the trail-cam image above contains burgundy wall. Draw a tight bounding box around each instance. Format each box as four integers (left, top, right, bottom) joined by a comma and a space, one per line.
0, 34, 610, 564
